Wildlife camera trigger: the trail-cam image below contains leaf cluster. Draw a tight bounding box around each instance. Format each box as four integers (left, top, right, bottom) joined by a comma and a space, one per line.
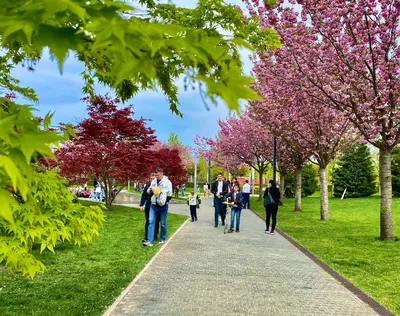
0, 0, 280, 114
0, 98, 104, 278
0, 97, 68, 223
1, 168, 105, 279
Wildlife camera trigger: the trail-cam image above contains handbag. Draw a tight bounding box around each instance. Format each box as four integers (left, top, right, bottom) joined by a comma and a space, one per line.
263, 189, 276, 208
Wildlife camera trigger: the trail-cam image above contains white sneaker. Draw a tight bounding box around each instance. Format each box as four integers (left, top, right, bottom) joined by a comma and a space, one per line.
143, 241, 153, 247
270, 232, 275, 235
265, 230, 270, 234
159, 240, 166, 244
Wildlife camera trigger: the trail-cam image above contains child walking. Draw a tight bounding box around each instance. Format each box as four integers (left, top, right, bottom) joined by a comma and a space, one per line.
224, 183, 243, 233
187, 191, 201, 222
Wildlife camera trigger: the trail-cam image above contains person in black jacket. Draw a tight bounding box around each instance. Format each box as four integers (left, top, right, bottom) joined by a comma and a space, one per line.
263, 180, 281, 235
140, 173, 160, 243
211, 173, 229, 227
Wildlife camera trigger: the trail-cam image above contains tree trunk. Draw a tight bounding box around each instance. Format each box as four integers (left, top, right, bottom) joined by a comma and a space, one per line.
258, 168, 264, 201
104, 186, 112, 210
379, 148, 394, 240
295, 166, 302, 212
103, 179, 113, 210
319, 166, 329, 221
279, 173, 285, 204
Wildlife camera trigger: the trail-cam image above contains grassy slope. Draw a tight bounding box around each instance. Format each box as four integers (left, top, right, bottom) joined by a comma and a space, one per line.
0, 201, 188, 316
251, 195, 400, 315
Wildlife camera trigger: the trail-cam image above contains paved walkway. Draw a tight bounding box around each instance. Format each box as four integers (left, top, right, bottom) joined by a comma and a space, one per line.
106, 199, 378, 316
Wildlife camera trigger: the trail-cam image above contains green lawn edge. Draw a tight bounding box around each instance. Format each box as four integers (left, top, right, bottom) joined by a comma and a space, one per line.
250, 196, 400, 315
0, 201, 188, 316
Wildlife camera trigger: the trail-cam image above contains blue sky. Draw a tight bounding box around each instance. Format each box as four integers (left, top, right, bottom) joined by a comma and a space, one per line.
10, 0, 253, 146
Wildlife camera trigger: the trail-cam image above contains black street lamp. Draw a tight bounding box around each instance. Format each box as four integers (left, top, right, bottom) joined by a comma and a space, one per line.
273, 137, 277, 183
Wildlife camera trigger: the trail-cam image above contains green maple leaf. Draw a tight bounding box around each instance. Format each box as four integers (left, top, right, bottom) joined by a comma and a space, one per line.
0, 189, 15, 223
19, 131, 60, 163
0, 154, 24, 192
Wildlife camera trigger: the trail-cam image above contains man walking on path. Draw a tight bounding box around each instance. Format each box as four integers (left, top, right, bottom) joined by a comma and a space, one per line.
143, 168, 173, 246
242, 180, 251, 209
140, 173, 160, 243
211, 173, 228, 227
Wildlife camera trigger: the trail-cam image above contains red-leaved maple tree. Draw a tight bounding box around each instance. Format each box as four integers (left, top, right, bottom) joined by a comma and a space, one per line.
56, 95, 156, 209
149, 142, 188, 186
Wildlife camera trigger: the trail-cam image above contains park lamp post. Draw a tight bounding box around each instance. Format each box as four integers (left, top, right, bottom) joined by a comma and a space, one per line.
273, 137, 277, 183
192, 154, 199, 195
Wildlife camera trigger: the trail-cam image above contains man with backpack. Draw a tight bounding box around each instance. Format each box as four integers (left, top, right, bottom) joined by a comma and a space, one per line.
143, 168, 173, 247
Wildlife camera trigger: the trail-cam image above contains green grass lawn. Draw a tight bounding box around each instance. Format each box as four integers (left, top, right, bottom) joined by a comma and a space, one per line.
251, 195, 400, 315
0, 201, 188, 316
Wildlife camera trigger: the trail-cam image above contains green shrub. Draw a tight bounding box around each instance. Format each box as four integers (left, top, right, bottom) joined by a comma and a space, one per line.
391, 147, 400, 197
284, 163, 318, 198
332, 144, 376, 198
0, 169, 105, 278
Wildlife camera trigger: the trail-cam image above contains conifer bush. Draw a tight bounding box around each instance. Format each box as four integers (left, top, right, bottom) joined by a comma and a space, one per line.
332, 144, 376, 198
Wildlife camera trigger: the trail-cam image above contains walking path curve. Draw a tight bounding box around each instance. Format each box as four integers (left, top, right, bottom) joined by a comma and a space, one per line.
105, 199, 378, 316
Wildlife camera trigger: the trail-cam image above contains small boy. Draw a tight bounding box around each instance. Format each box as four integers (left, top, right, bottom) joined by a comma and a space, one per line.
187, 190, 201, 222
224, 183, 243, 233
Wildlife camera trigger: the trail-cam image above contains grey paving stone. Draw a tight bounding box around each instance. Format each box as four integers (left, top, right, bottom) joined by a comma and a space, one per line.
106, 199, 378, 316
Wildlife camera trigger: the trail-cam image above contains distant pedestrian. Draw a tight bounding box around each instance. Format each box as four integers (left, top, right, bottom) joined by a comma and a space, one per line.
227, 180, 232, 192
95, 183, 101, 202
181, 183, 186, 197
187, 191, 201, 222
211, 173, 228, 227
263, 180, 281, 235
203, 183, 210, 198
224, 183, 243, 233
174, 185, 179, 198
242, 180, 251, 209
140, 173, 160, 243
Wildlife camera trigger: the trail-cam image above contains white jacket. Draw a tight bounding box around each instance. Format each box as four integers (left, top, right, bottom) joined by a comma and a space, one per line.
148, 176, 173, 205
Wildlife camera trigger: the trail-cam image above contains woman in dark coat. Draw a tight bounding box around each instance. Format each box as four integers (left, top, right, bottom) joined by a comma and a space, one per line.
263, 180, 281, 235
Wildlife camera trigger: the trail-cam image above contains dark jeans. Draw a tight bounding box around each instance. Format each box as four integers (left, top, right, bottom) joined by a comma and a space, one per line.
266, 204, 278, 232
230, 207, 242, 230
213, 196, 226, 226
145, 206, 160, 240
242, 193, 250, 208
189, 205, 197, 221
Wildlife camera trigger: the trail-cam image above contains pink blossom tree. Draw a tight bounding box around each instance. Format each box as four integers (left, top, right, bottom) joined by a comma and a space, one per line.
213, 111, 273, 199
245, 0, 400, 239
194, 135, 246, 179
250, 63, 355, 217
248, 91, 312, 212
